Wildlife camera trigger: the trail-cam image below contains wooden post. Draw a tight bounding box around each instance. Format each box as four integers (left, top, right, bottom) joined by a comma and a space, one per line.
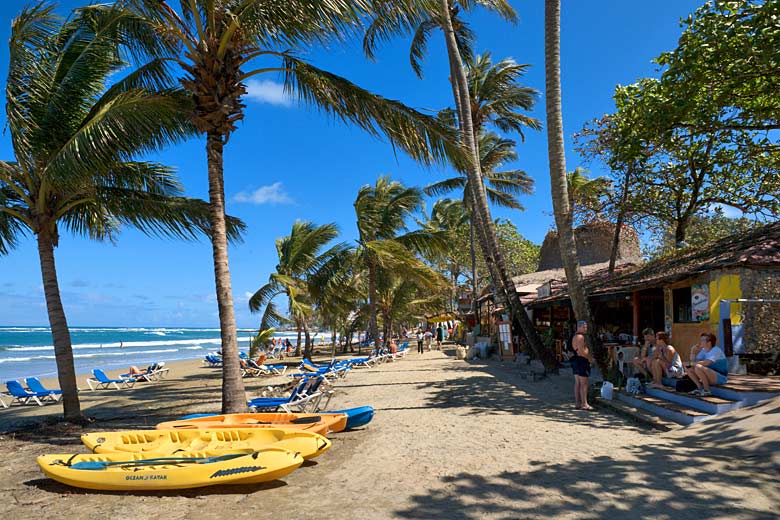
632, 291, 640, 342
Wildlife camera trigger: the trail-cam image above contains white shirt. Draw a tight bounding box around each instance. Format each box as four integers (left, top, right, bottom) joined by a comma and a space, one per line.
703, 346, 725, 362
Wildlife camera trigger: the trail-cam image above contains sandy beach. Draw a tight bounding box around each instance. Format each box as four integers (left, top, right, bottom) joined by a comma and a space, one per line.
0, 348, 778, 519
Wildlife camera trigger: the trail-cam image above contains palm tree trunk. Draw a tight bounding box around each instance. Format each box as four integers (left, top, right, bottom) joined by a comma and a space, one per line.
438, 0, 550, 366
545, 0, 604, 373
36, 230, 81, 422
303, 321, 312, 360
367, 259, 380, 348
469, 217, 478, 321
206, 131, 246, 413
295, 319, 302, 357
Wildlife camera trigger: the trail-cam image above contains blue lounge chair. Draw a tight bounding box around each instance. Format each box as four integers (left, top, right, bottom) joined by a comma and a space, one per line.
24, 377, 62, 397
5, 380, 59, 406
247, 376, 325, 412
86, 369, 136, 391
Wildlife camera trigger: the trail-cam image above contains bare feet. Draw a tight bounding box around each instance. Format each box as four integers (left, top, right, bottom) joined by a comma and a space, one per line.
582, 405, 594, 411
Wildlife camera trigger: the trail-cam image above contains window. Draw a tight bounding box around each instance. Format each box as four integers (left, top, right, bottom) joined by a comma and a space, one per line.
673, 287, 695, 323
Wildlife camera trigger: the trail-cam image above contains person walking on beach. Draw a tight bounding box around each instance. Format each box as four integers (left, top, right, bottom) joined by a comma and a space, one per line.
424, 328, 433, 351
435, 324, 444, 350
416, 328, 424, 354
571, 322, 594, 411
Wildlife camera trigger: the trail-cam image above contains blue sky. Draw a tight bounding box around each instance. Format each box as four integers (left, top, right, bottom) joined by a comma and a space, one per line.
0, 0, 705, 327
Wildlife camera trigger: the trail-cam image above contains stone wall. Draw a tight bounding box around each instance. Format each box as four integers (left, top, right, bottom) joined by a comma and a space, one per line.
538, 221, 641, 270
741, 268, 780, 357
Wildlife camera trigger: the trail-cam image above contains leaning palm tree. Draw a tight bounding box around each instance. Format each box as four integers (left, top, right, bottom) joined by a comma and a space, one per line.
353, 176, 445, 346
426, 132, 533, 340
0, 4, 243, 422
364, 1, 551, 363
249, 221, 349, 359
544, 0, 597, 365
127, 0, 459, 412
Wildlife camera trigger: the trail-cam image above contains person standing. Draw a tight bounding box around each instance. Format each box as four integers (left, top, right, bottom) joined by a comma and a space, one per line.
571, 332, 594, 410
416, 329, 424, 354
435, 324, 444, 350
424, 328, 433, 351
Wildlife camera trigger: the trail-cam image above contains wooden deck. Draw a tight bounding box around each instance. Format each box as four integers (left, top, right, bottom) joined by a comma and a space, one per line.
718, 374, 780, 393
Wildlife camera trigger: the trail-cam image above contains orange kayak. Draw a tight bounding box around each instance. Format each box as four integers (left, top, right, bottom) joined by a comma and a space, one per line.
156, 412, 348, 435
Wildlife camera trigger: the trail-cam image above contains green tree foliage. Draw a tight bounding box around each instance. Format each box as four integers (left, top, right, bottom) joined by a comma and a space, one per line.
645, 213, 765, 260
577, 1, 780, 247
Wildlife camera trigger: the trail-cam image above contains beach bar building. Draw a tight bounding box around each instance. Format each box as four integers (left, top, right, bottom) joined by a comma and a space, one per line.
527, 222, 780, 368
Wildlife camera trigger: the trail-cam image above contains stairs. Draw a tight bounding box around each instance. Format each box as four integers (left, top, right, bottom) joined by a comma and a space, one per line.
602, 375, 780, 427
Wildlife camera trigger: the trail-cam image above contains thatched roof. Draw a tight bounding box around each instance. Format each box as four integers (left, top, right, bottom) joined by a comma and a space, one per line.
532, 221, 780, 305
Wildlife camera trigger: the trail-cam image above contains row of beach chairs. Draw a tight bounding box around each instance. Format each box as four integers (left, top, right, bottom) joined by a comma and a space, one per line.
245, 341, 413, 413
86, 363, 169, 390
1, 378, 63, 407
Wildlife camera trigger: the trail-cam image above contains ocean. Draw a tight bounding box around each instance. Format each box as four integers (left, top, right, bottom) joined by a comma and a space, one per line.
0, 327, 308, 382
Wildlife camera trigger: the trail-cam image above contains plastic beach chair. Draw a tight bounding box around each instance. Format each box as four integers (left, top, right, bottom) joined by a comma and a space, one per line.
4, 380, 57, 406
24, 377, 62, 397
86, 369, 136, 391
121, 362, 169, 382
247, 376, 325, 413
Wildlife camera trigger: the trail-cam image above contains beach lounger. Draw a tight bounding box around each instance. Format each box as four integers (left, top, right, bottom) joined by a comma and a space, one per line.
86, 369, 136, 391
5, 380, 58, 406
24, 377, 63, 398
121, 362, 169, 382
248, 376, 326, 413
0, 393, 8, 408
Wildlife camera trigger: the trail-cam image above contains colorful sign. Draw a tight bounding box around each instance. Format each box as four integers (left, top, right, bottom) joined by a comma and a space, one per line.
691, 283, 710, 322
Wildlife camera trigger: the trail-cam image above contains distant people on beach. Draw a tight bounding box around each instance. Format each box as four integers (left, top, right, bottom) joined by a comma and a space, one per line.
424, 328, 433, 351
571, 321, 594, 411
685, 332, 727, 397
416, 328, 424, 354
435, 324, 444, 350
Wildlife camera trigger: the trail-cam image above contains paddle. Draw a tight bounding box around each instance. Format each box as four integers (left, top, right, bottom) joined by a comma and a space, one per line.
68, 452, 250, 471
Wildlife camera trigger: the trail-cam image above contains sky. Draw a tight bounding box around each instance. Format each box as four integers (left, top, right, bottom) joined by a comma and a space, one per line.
0, 0, 706, 328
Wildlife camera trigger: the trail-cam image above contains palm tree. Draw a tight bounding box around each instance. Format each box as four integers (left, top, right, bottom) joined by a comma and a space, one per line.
249, 327, 276, 359
426, 132, 532, 317
127, 0, 459, 412
364, 1, 552, 363
376, 270, 446, 340
0, 4, 243, 421
419, 199, 469, 313
249, 221, 349, 359
354, 176, 445, 346
544, 0, 599, 367
567, 167, 612, 223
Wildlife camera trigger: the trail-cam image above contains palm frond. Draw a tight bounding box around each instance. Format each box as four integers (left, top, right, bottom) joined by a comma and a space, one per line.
424, 176, 466, 197
249, 281, 282, 313
282, 54, 460, 167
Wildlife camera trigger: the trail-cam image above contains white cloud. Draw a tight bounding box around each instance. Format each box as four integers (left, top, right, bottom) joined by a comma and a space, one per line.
233, 182, 294, 205
245, 80, 292, 107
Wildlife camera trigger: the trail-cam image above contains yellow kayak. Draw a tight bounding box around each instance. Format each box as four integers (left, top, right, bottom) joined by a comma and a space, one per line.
37, 448, 303, 491
156, 412, 348, 435
81, 428, 331, 461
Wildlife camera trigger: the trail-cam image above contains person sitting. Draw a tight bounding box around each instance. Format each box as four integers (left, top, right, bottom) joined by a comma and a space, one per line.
631, 328, 656, 379
388, 338, 399, 354
127, 365, 146, 376
649, 332, 684, 388
685, 332, 727, 397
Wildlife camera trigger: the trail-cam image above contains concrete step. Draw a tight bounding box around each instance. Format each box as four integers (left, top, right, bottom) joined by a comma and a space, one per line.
616, 391, 713, 425
595, 397, 678, 432
645, 385, 743, 414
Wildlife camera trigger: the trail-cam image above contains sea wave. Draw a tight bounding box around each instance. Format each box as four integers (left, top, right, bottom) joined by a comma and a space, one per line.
4, 338, 224, 351
0, 348, 180, 363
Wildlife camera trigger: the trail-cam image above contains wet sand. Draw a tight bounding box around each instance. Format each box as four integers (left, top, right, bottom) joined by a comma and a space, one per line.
0, 349, 777, 519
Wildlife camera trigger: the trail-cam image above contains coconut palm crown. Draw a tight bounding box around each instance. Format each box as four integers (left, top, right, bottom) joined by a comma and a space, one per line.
0, 3, 244, 421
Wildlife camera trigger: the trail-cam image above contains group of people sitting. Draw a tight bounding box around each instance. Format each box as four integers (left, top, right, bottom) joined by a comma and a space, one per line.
631, 329, 727, 397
